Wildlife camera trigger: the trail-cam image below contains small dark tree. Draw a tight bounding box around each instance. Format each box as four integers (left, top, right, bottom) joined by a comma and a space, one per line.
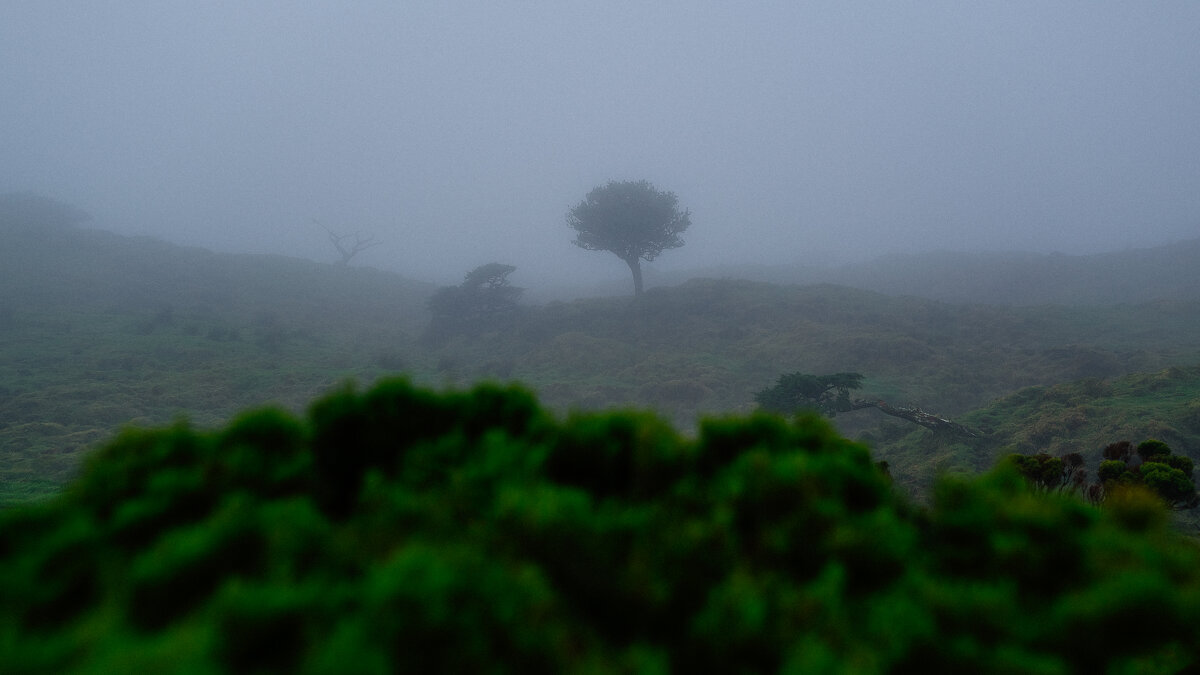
1097, 459, 1128, 483
1136, 439, 1171, 462
755, 372, 864, 417
1103, 440, 1135, 463
1006, 452, 1087, 493
424, 263, 523, 342
567, 180, 690, 295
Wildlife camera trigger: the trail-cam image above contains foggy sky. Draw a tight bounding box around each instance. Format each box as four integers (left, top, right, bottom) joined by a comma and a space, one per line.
4, 2, 1199, 289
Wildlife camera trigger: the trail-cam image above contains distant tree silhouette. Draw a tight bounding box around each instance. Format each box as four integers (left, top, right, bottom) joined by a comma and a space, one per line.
314, 219, 381, 265
567, 180, 690, 295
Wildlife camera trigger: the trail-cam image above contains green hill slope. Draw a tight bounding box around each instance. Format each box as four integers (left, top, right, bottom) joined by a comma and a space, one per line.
432, 278, 1200, 426
0, 224, 438, 504
5, 217, 1200, 505
873, 366, 1200, 501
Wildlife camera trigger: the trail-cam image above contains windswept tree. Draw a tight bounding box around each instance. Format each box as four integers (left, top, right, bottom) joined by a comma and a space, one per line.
567, 180, 690, 295
755, 372, 864, 417
757, 370, 978, 436
424, 263, 524, 341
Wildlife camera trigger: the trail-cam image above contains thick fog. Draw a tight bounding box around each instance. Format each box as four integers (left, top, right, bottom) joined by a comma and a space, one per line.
4, 3, 1199, 289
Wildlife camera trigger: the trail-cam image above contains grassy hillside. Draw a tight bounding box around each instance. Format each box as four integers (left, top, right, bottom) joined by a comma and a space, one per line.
435, 279, 1200, 426
4, 221, 1200, 506
0, 225, 438, 504
873, 366, 1200, 504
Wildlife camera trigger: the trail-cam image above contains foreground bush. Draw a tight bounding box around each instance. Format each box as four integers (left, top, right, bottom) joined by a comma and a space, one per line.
2, 378, 1200, 673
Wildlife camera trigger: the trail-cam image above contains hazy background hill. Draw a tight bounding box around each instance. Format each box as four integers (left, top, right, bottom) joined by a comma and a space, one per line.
649, 238, 1200, 306
1, 224, 435, 331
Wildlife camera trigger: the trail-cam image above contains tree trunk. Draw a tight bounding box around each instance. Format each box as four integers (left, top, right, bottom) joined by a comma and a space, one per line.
850, 399, 978, 437
623, 256, 644, 295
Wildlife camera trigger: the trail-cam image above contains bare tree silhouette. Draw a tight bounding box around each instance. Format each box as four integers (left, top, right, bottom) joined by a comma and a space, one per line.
315, 219, 382, 265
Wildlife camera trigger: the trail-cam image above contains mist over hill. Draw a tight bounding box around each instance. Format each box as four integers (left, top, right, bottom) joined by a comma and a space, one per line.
1, 224, 435, 329
5, 216, 1200, 505
656, 238, 1200, 306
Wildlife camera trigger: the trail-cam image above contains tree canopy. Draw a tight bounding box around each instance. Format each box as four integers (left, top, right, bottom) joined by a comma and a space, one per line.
567, 180, 690, 295
755, 371, 865, 417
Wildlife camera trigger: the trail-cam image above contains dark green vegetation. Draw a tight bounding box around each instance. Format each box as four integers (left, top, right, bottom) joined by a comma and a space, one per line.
568, 180, 691, 296
5, 378, 1200, 672
4, 207, 1200, 507
1007, 439, 1198, 509
755, 372, 865, 417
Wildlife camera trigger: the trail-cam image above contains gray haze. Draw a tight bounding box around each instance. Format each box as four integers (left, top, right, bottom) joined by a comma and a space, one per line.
4, 3, 1199, 291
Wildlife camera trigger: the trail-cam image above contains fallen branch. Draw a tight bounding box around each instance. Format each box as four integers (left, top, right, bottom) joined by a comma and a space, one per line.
850, 399, 979, 437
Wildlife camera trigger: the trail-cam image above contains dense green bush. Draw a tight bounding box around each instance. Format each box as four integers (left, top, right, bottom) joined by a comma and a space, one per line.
3, 378, 1200, 672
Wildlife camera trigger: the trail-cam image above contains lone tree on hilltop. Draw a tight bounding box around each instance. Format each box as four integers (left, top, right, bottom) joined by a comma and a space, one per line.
567, 180, 690, 295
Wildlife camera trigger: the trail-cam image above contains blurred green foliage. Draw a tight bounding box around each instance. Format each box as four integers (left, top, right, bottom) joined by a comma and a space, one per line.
3, 379, 1200, 672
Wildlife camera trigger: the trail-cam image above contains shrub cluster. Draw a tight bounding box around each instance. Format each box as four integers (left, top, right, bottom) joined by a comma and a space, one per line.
3, 379, 1200, 672
1006, 438, 1199, 512
1099, 440, 1199, 508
